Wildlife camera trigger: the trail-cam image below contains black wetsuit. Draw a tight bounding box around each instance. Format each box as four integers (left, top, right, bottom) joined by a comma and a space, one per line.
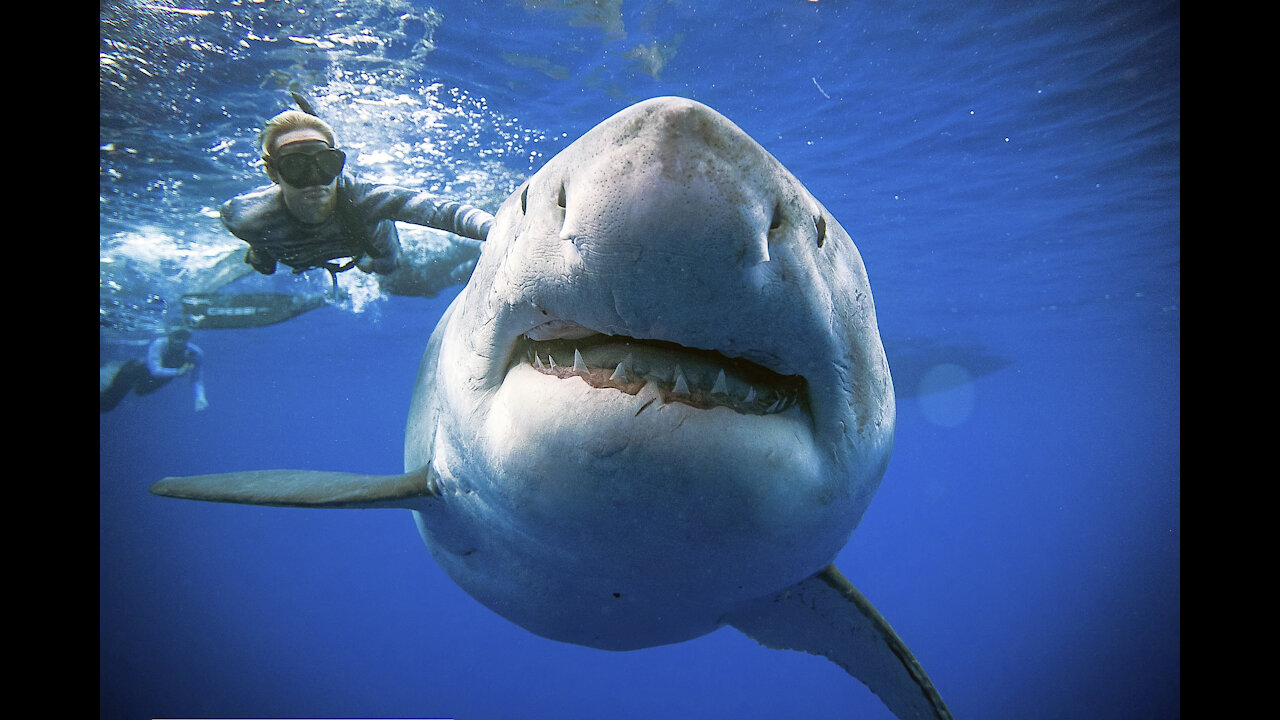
220, 173, 493, 275
100, 337, 205, 413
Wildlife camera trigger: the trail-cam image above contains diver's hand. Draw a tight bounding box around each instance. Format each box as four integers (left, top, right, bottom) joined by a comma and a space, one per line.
246, 248, 277, 275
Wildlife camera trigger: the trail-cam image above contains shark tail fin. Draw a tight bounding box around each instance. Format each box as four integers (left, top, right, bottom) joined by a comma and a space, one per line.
725, 565, 954, 720
150, 466, 439, 510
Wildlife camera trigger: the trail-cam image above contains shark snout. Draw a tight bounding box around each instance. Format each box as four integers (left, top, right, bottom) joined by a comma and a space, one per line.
557, 105, 828, 277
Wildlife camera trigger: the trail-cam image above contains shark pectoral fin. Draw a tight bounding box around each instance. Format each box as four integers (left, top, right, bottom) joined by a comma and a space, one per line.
726, 565, 953, 720
149, 466, 440, 509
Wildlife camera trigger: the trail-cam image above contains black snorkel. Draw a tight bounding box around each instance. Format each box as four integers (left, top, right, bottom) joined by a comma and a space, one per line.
291, 91, 320, 118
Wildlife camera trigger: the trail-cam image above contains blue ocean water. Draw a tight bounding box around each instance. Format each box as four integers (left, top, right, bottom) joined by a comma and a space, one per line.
99, 1, 1179, 718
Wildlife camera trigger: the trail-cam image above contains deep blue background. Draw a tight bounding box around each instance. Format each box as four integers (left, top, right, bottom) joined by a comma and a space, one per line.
100, 1, 1179, 718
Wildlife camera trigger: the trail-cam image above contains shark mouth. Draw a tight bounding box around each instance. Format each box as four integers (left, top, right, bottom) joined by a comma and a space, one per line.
515, 334, 807, 416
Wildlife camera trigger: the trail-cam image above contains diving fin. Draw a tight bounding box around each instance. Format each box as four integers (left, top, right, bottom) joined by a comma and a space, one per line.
181, 292, 326, 329
726, 565, 954, 720
150, 466, 439, 509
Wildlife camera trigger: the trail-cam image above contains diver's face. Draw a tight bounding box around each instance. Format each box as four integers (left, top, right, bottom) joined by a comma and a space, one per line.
268, 129, 340, 224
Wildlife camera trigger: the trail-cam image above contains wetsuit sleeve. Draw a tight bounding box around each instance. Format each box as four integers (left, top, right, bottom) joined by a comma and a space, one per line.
356, 185, 494, 241
245, 247, 278, 274
181, 343, 208, 409
185, 344, 204, 378
220, 196, 278, 274
146, 339, 185, 378
358, 217, 401, 263
186, 344, 208, 410
356, 222, 400, 274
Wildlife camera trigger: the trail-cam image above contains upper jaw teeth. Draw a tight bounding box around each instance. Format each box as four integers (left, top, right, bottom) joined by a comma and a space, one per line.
672, 365, 691, 395
609, 358, 629, 382
519, 334, 804, 416
711, 369, 728, 395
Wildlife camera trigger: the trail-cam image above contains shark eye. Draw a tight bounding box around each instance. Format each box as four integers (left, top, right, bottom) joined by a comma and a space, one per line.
814, 215, 826, 248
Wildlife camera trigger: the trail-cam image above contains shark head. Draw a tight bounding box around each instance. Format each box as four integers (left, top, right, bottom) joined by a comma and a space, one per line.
408, 97, 895, 650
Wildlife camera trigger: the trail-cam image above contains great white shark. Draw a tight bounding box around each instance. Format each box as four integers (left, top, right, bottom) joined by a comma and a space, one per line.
152, 96, 954, 720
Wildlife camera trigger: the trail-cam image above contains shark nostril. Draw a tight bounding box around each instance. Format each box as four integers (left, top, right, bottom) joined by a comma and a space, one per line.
520, 184, 529, 214
769, 203, 783, 232
815, 214, 826, 248
557, 183, 567, 210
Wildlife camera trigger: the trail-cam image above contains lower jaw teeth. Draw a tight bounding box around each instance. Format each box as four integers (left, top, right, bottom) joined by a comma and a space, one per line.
528, 349, 799, 416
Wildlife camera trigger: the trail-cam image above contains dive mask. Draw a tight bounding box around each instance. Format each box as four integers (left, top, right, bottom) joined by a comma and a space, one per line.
271, 142, 346, 188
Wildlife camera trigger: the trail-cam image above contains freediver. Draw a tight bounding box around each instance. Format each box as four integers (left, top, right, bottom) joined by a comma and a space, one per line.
220, 95, 494, 287
100, 328, 208, 413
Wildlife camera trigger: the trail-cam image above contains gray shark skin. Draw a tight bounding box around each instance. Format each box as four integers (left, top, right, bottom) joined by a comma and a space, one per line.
152, 97, 953, 720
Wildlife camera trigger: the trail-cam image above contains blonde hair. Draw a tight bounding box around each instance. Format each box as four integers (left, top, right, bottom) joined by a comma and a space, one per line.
259, 110, 337, 158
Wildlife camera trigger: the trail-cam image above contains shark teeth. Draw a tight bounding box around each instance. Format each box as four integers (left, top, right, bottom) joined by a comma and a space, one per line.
609, 357, 630, 382
673, 366, 690, 395
520, 334, 805, 417
712, 369, 728, 395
